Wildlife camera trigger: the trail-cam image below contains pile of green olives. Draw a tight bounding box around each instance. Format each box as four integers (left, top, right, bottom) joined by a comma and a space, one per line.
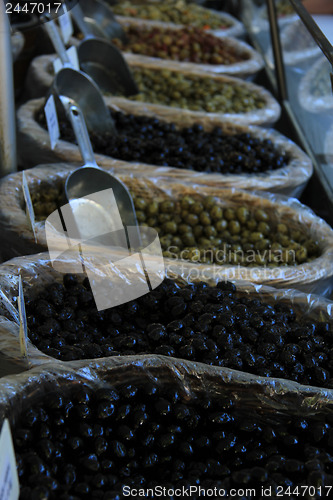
133, 193, 320, 266
130, 67, 266, 113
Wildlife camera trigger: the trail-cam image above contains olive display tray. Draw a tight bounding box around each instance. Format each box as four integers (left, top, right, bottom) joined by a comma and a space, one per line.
17, 98, 311, 197
24, 54, 280, 126
0, 164, 331, 294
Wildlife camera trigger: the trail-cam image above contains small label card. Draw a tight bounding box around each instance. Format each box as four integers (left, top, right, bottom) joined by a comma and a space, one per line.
53, 45, 80, 74
0, 419, 19, 500
18, 276, 28, 359
44, 94, 60, 150
22, 172, 36, 243
58, 3, 73, 44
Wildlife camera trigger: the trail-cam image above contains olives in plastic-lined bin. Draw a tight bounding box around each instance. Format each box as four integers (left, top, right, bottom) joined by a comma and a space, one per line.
5, 360, 333, 499
129, 67, 266, 114
111, 1, 233, 30
36, 107, 290, 178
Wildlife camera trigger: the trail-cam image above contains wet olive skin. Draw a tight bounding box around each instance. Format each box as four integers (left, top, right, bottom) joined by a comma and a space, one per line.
14, 378, 333, 499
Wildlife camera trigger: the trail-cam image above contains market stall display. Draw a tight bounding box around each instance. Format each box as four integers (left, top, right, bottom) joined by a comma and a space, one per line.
1, 354, 333, 497
1, 3, 333, 498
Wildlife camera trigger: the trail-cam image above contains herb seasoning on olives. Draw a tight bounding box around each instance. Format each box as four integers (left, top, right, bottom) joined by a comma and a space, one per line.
111, 1, 233, 30
37, 108, 290, 176
130, 67, 266, 113
112, 26, 248, 66
25, 277, 333, 390
13, 378, 333, 499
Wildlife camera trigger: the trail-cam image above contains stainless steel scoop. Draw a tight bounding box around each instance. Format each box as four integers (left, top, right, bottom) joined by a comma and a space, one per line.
44, 12, 137, 96
60, 96, 140, 247
43, 17, 116, 134
71, 0, 128, 43
77, 38, 138, 96
52, 67, 116, 135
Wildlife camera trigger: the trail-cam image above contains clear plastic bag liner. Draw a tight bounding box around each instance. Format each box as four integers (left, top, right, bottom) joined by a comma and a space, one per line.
266, 19, 321, 67
17, 97, 311, 196
2, 350, 333, 436
0, 251, 332, 372
24, 53, 281, 126
0, 163, 330, 293
299, 57, 333, 113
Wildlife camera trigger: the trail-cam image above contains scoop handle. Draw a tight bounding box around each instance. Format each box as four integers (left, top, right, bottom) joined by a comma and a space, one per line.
61, 97, 98, 168
42, 15, 72, 67
70, 4, 94, 38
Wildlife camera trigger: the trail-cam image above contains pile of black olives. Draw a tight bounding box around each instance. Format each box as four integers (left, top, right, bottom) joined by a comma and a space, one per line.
37, 108, 290, 175
25, 277, 333, 389
14, 377, 333, 500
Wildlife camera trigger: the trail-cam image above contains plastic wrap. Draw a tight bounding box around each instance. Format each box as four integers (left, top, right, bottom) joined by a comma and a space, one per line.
0, 166, 332, 294
114, 10, 245, 39
17, 98, 311, 197
298, 56, 333, 114
24, 53, 281, 126
2, 353, 333, 435
266, 19, 321, 67
0, 255, 332, 392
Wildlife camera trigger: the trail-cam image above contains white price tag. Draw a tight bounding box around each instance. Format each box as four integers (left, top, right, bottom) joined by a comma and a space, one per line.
44, 94, 60, 150
58, 4, 73, 44
0, 420, 19, 500
18, 276, 28, 359
66, 45, 80, 71
22, 172, 36, 243
53, 46, 80, 74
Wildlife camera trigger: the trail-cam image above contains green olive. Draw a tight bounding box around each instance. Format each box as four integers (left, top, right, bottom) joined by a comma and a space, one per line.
147, 201, 159, 216
199, 211, 211, 226
160, 200, 175, 213
236, 206, 250, 224
228, 220, 241, 235
185, 213, 199, 227
210, 205, 223, 221
134, 197, 147, 211
163, 221, 178, 234
224, 208, 235, 221
254, 209, 269, 222
204, 226, 217, 238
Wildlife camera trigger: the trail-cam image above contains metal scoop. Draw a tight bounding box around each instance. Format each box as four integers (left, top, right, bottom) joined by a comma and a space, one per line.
71, 0, 128, 43
60, 96, 140, 247
44, 12, 137, 96
52, 67, 116, 135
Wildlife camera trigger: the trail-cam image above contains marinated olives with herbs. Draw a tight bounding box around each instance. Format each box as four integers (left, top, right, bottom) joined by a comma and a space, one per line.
25, 277, 333, 390
13, 377, 333, 499
111, 1, 233, 30
37, 108, 290, 176
112, 26, 248, 65
131, 193, 319, 267
130, 67, 266, 113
